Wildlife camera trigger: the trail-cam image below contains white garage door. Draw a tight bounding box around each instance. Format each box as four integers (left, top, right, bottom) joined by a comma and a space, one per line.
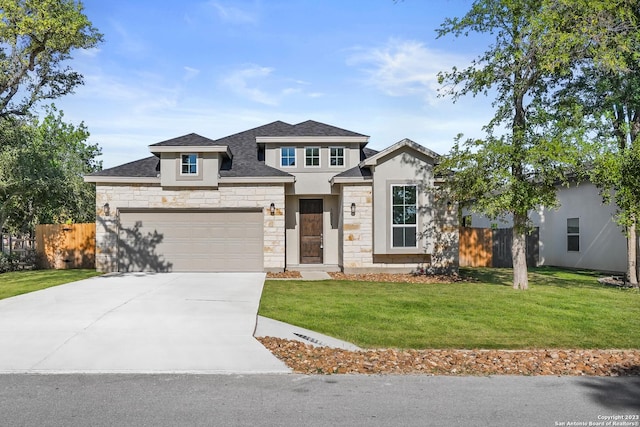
118, 210, 264, 272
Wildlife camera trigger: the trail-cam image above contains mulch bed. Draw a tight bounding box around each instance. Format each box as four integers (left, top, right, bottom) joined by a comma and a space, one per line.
266, 271, 302, 279
328, 272, 465, 284
257, 337, 640, 376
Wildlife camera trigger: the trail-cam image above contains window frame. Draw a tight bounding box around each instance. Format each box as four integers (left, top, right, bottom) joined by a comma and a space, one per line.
280, 147, 296, 168
390, 184, 418, 248
304, 146, 320, 168
567, 217, 580, 252
180, 153, 198, 176
329, 147, 345, 167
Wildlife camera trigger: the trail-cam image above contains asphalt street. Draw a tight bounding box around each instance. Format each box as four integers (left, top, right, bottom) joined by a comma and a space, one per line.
1, 374, 638, 427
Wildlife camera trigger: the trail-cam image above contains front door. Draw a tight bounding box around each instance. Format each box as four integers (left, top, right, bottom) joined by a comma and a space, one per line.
300, 199, 323, 264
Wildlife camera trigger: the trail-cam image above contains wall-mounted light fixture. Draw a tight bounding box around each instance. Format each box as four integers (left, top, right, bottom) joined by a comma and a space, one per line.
447, 201, 452, 212
270, 202, 276, 215
350, 202, 356, 216
103, 203, 110, 217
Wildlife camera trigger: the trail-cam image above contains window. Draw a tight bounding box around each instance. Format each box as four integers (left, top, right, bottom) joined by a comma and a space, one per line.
281, 147, 296, 167
330, 147, 344, 166
392, 185, 417, 247
181, 154, 198, 175
305, 147, 320, 167
567, 218, 579, 251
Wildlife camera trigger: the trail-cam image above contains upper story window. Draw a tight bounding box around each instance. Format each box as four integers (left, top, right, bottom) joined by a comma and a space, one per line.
567, 218, 579, 251
330, 147, 344, 167
305, 147, 320, 167
281, 147, 296, 167
391, 185, 417, 247
181, 154, 198, 175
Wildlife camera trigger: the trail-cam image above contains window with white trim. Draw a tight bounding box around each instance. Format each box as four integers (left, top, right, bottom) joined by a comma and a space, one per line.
181, 154, 198, 175
391, 185, 417, 247
281, 147, 296, 167
567, 218, 579, 251
305, 147, 320, 167
330, 147, 344, 166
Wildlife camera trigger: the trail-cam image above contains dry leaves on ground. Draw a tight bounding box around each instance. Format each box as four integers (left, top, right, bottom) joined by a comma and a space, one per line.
257, 337, 640, 376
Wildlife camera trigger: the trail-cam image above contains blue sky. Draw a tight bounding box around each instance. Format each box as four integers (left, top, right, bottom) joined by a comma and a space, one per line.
54, 0, 493, 168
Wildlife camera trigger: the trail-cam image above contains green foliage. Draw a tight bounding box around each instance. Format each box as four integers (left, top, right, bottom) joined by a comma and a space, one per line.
0, 0, 102, 117
259, 269, 640, 349
0, 108, 101, 233
436, 0, 594, 229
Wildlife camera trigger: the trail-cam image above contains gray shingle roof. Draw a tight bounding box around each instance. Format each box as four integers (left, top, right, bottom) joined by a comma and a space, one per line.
333, 165, 373, 179
88, 120, 370, 179
90, 156, 159, 177
150, 133, 219, 147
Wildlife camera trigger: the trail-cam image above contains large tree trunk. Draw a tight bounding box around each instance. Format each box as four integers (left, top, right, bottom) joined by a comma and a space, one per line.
628, 220, 639, 287
512, 213, 529, 290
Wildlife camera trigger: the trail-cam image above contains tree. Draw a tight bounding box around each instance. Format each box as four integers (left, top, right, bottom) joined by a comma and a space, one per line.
435, 0, 600, 290
538, 4, 640, 287
0, 107, 101, 234
587, 66, 640, 287
0, 0, 102, 118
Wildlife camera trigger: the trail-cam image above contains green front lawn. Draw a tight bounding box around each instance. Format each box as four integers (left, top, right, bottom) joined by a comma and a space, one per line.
0, 269, 102, 300
259, 267, 640, 349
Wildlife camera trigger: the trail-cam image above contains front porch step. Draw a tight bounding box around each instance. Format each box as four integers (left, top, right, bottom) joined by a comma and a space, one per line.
286, 264, 341, 272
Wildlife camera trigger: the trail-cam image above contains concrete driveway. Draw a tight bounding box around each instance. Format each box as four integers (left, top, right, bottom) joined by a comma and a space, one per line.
0, 273, 290, 374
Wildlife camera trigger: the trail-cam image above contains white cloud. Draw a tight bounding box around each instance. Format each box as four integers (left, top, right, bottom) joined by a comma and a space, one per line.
209, 1, 257, 24
109, 20, 147, 55
222, 65, 279, 106
348, 38, 469, 104
221, 66, 322, 106
183, 66, 201, 81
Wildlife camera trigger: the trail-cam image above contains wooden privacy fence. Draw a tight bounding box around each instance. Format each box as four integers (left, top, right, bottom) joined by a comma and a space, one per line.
459, 227, 539, 268
35, 223, 96, 269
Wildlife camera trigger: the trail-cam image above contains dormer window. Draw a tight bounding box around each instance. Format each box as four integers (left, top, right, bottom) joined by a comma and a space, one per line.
181, 154, 198, 175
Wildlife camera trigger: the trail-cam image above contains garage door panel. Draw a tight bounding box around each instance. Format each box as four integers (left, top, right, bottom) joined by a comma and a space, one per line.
118, 210, 264, 272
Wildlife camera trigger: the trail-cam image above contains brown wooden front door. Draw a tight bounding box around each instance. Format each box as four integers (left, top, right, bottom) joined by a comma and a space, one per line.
300, 199, 323, 264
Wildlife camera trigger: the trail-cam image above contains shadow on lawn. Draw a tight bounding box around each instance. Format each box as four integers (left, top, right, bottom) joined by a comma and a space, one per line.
460, 266, 611, 289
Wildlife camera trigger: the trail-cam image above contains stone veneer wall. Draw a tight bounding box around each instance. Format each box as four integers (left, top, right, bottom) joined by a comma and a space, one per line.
341, 183, 459, 273
94, 183, 286, 272
341, 184, 374, 271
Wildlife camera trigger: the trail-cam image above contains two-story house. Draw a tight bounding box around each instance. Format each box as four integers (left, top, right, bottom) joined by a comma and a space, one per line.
85, 120, 458, 273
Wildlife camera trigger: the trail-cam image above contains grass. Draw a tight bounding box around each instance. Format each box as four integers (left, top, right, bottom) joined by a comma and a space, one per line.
0, 269, 102, 300
259, 266, 640, 349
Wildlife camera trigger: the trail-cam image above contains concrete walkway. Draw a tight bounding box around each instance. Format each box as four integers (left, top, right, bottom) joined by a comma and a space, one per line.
0, 273, 290, 374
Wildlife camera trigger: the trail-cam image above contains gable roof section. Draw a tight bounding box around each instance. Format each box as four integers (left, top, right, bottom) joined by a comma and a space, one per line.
84, 156, 160, 183
85, 120, 371, 181
360, 138, 440, 167
149, 133, 218, 147
288, 120, 368, 137
255, 120, 369, 144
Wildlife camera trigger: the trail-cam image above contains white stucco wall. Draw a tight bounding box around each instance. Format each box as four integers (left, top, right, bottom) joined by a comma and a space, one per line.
95, 183, 286, 272
461, 182, 626, 272
535, 182, 625, 272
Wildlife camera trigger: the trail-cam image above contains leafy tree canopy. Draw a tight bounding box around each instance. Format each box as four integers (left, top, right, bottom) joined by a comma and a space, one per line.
0, 106, 101, 234
0, 0, 102, 118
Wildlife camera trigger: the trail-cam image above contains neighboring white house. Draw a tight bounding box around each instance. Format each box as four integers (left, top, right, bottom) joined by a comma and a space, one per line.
462, 181, 627, 273
85, 120, 458, 274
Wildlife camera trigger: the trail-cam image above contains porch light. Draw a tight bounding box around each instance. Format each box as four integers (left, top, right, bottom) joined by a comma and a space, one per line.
103, 203, 110, 217
447, 201, 452, 212
270, 203, 276, 215
350, 203, 356, 216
